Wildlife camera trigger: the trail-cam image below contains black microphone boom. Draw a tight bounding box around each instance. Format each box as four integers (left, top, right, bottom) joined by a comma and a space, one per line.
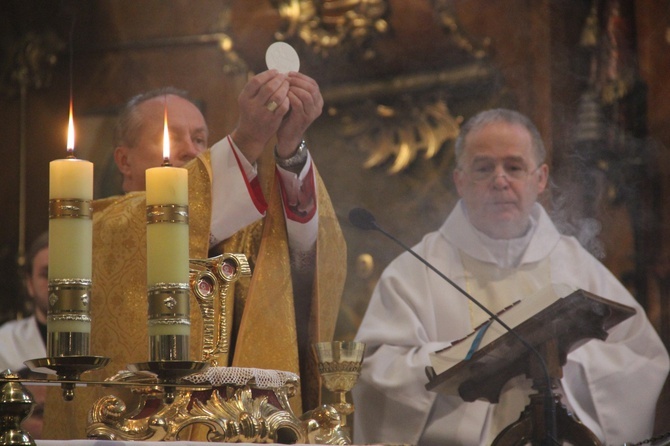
348, 207, 559, 446
349, 207, 519, 325
348, 207, 378, 231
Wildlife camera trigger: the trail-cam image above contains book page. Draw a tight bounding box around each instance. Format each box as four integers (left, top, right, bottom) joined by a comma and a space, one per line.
429, 283, 576, 375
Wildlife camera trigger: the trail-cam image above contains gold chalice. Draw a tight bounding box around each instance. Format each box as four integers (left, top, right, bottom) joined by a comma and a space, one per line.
313, 341, 365, 428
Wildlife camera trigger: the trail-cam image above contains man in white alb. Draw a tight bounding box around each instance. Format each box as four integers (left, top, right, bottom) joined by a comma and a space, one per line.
352, 108, 669, 445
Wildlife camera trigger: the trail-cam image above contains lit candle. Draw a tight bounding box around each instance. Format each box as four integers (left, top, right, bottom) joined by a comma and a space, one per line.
47, 100, 93, 356
145, 103, 190, 361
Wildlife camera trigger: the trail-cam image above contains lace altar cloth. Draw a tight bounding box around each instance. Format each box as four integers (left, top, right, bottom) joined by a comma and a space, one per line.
184, 367, 299, 388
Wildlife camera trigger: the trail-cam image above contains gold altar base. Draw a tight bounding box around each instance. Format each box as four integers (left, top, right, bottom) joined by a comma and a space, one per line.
86, 371, 351, 444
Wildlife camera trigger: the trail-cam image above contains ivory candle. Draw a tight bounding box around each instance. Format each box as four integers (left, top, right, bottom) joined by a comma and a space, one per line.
145, 105, 191, 360
145, 165, 189, 285
47, 103, 94, 355
48, 158, 93, 280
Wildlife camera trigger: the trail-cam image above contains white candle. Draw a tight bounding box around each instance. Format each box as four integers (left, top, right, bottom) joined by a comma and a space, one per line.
145, 165, 189, 285
146, 106, 191, 359
48, 158, 93, 280
47, 104, 94, 351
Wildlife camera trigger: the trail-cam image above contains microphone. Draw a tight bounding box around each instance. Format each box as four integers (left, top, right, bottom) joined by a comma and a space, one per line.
348, 207, 378, 231
348, 207, 558, 446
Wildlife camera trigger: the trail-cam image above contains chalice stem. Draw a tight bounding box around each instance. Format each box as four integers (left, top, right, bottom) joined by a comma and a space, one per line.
338, 391, 349, 427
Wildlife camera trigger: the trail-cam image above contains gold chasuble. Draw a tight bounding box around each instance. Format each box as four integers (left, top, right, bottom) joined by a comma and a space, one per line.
43, 149, 346, 439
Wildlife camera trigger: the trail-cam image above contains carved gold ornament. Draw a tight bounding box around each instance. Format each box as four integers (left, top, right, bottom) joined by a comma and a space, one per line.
189, 253, 251, 367
430, 0, 491, 59
272, 0, 390, 58
86, 254, 352, 444
88, 381, 303, 443
87, 369, 352, 444
338, 97, 462, 174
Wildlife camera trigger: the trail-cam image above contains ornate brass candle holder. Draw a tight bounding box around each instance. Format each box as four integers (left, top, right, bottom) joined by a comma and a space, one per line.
24, 277, 110, 402
134, 265, 206, 405
146, 201, 192, 362
147, 282, 191, 362
125, 360, 209, 405
0, 371, 36, 446
47, 277, 91, 357
24, 356, 109, 401
39, 196, 109, 400
313, 341, 366, 434
127, 252, 252, 404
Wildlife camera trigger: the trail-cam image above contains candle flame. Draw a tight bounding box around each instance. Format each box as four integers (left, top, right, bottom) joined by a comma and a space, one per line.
163, 103, 170, 163
67, 99, 75, 156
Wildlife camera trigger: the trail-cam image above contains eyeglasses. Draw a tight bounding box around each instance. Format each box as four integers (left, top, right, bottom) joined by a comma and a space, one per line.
461, 159, 542, 183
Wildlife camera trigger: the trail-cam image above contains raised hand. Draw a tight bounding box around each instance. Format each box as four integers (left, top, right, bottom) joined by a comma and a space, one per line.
231, 70, 290, 164
275, 72, 324, 158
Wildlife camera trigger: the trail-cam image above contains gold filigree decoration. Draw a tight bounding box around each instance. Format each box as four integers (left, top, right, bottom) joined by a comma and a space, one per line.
88, 386, 302, 442
87, 379, 352, 444
271, 0, 390, 58
186, 387, 303, 442
190, 254, 252, 367
430, 0, 491, 59
335, 97, 462, 174
317, 361, 361, 375
318, 372, 360, 395
301, 405, 350, 445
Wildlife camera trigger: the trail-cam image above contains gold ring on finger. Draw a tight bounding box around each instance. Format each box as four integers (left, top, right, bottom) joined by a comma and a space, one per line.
266, 100, 278, 112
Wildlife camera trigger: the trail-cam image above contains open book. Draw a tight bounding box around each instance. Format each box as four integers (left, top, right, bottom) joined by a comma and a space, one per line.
428, 283, 577, 376
425, 285, 636, 402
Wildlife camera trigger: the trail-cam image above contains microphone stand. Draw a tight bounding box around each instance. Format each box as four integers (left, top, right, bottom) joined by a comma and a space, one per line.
354, 211, 558, 446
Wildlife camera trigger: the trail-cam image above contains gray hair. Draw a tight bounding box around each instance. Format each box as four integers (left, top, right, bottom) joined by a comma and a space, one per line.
454, 108, 547, 167
113, 87, 197, 149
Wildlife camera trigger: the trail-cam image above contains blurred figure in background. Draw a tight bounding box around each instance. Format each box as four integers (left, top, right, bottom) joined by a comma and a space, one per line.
0, 231, 49, 438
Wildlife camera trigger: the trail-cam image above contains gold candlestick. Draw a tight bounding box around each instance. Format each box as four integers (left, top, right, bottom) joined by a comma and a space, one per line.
147, 282, 191, 361
46, 277, 91, 357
